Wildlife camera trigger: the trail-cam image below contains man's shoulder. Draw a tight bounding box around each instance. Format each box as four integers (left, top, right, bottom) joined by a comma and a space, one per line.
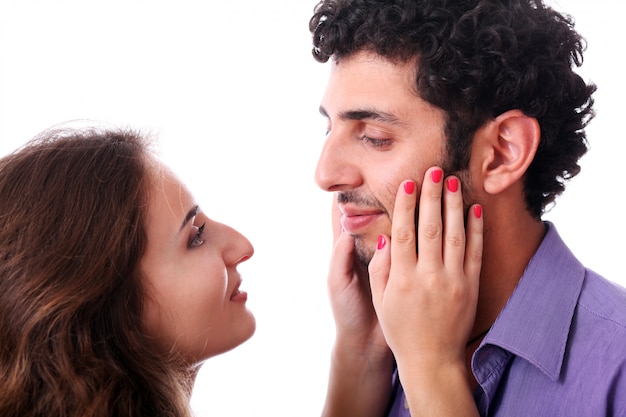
577, 269, 626, 331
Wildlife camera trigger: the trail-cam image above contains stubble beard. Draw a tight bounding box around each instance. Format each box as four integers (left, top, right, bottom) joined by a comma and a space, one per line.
337, 189, 390, 267
353, 235, 375, 267
349, 168, 474, 268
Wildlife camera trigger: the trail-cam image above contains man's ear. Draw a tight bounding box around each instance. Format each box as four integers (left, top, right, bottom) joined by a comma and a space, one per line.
476, 110, 540, 195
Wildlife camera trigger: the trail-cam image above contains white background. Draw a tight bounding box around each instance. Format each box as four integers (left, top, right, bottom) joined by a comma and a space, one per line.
0, 1, 624, 416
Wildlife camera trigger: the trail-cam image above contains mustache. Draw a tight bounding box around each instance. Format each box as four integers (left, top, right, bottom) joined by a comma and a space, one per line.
336, 191, 388, 216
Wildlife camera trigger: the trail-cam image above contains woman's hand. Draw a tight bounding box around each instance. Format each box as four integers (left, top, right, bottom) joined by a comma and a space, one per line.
321, 199, 393, 417
368, 167, 483, 416
327, 199, 390, 358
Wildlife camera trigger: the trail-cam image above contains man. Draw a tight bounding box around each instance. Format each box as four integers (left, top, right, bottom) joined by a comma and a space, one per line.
309, 1, 626, 416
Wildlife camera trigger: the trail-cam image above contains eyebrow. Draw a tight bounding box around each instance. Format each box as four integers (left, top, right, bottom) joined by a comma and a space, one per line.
319, 106, 403, 126
180, 205, 200, 231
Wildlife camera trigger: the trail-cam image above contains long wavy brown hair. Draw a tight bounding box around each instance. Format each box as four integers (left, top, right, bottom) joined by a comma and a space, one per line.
0, 126, 194, 417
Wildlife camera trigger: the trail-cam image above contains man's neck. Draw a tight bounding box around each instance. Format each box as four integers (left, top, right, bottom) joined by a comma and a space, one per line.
474, 209, 546, 338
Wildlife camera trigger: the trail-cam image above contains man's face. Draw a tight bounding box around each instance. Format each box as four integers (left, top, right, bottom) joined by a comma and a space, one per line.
315, 50, 449, 264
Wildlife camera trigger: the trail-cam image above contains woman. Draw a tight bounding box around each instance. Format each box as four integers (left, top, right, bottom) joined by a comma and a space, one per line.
0, 126, 256, 417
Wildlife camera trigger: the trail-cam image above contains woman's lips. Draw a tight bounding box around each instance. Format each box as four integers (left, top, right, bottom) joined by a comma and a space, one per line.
230, 279, 248, 302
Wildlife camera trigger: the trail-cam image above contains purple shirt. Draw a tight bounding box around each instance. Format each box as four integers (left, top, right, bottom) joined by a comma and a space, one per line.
386, 222, 626, 416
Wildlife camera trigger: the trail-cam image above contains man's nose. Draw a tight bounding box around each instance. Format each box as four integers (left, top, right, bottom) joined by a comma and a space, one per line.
314, 131, 362, 192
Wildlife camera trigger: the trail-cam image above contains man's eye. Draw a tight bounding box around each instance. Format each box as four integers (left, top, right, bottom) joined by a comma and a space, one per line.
361, 136, 390, 148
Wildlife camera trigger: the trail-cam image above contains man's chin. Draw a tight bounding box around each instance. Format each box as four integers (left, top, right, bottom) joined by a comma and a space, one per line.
353, 236, 375, 267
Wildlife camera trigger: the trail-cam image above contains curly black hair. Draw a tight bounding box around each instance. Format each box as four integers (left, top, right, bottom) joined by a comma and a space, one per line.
310, 0, 596, 217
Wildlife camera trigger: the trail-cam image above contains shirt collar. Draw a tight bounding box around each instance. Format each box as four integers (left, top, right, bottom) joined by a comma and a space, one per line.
480, 222, 586, 381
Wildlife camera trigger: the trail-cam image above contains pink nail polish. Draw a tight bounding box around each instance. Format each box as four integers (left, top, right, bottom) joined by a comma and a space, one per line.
473, 205, 482, 219
447, 177, 459, 192
377, 235, 387, 250
404, 181, 415, 194
431, 169, 443, 183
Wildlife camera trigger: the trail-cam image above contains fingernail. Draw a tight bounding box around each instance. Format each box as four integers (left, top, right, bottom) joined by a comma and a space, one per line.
403, 181, 415, 194
473, 205, 482, 219
377, 235, 387, 250
431, 169, 443, 183
447, 177, 459, 192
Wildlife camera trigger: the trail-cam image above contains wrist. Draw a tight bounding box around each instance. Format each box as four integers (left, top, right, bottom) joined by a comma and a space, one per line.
331, 339, 393, 375
397, 360, 479, 417
323, 342, 395, 417
397, 358, 471, 394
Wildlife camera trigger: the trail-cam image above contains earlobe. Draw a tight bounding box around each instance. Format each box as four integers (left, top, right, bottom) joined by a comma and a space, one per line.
481, 110, 540, 195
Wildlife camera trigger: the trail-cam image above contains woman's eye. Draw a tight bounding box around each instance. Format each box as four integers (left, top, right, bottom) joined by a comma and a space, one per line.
361, 135, 390, 148
189, 222, 206, 247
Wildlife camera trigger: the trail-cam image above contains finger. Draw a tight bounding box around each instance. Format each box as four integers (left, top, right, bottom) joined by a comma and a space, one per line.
389, 179, 419, 268
327, 231, 357, 293
464, 204, 484, 290
368, 234, 391, 311
331, 195, 343, 243
416, 167, 444, 266
441, 175, 466, 270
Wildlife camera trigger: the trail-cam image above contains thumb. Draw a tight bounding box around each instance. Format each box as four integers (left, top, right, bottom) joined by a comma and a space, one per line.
327, 231, 357, 292
368, 234, 391, 310
331, 197, 343, 243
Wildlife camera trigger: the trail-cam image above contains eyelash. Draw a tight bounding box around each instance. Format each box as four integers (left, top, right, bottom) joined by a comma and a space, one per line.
324, 122, 391, 148
361, 135, 390, 148
190, 222, 206, 248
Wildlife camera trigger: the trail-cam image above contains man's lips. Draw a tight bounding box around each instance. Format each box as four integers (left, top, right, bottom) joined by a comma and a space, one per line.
339, 205, 384, 234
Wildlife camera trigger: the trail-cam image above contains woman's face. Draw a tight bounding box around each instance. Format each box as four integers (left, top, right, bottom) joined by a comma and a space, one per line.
140, 161, 255, 364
